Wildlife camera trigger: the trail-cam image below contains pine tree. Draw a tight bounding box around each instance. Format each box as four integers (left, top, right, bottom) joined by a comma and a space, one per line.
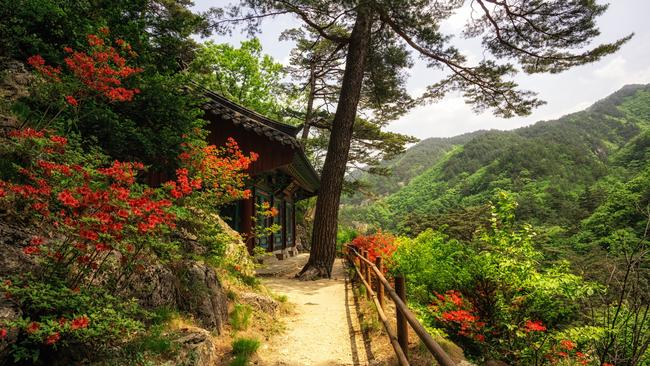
214, 0, 631, 278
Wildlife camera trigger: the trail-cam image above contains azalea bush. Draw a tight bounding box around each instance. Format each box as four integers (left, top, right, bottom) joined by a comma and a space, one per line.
0, 127, 257, 361
0, 279, 144, 363
0, 129, 184, 289
392, 192, 597, 364
13, 26, 207, 172
350, 231, 398, 268
23, 28, 143, 130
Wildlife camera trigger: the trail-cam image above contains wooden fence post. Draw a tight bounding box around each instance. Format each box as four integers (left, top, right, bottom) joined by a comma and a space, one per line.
362, 250, 370, 298
358, 249, 364, 281
395, 274, 408, 360
375, 257, 385, 310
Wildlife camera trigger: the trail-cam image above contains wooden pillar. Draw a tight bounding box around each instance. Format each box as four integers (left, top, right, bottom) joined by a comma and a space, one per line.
267, 195, 274, 252
375, 257, 385, 310
241, 195, 254, 254
395, 274, 408, 360
281, 199, 287, 250
291, 199, 296, 250
363, 250, 370, 298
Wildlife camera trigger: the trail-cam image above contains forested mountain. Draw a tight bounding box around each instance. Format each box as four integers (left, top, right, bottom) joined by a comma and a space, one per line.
345, 130, 487, 203
342, 84, 650, 236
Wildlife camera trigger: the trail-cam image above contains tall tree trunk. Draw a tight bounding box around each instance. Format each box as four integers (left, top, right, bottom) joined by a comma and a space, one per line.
298, 5, 372, 279
300, 61, 316, 147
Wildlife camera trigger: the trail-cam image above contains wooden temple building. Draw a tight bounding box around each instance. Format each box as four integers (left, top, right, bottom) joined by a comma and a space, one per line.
202, 90, 320, 258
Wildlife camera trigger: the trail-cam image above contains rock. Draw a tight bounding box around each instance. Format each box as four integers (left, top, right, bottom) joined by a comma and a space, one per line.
173, 328, 218, 366
123, 264, 178, 309
0, 222, 36, 278
175, 261, 228, 334
238, 292, 279, 315
123, 259, 229, 335
0, 58, 34, 128
214, 215, 256, 277
0, 298, 21, 362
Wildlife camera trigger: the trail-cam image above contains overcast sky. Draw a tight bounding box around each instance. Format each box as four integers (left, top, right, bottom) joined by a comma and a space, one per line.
193, 0, 650, 140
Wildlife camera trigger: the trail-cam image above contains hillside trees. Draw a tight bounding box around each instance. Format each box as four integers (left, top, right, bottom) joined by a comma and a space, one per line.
215, 0, 630, 278
189, 38, 296, 122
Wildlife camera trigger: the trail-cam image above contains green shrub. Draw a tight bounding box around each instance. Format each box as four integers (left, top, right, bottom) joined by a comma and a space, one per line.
231, 337, 260, 357
229, 304, 253, 332
229, 354, 249, 366
1, 278, 146, 363
229, 337, 260, 366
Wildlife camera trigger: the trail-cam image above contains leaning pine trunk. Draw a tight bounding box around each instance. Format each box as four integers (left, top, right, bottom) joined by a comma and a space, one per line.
298, 5, 372, 279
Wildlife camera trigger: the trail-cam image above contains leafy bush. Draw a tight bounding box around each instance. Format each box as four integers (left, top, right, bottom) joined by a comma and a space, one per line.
392, 192, 595, 363
230, 332, 259, 365
1, 279, 144, 363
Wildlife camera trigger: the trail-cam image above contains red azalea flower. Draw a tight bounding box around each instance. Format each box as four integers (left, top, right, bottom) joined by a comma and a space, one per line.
561, 339, 576, 350
524, 320, 546, 332
65, 95, 78, 107
71, 316, 89, 330
49, 135, 68, 145
23, 246, 40, 255
79, 229, 99, 241
57, 190, 80, 207
45, 332, 60, 345
0, 328, 7, 339
95, 243, 110, 251
26, 322, 40, 334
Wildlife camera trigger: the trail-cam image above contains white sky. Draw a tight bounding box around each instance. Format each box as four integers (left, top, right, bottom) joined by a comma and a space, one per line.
193, 0, 650, 139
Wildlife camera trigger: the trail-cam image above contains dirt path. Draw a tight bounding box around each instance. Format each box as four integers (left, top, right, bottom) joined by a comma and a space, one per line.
255, 254, 372, 366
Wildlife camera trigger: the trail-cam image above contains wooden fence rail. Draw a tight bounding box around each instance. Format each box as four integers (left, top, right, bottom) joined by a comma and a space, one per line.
345, 244, 457, 366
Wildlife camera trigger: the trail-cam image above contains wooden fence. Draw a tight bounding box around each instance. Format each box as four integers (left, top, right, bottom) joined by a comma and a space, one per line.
345, 244, 457, 366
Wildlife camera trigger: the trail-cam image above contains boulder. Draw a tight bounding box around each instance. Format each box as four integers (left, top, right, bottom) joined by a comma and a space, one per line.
124, 263, 178, 309
172, 328, 218, 366
238, 292, 279, 315
0, 222, 36, 278
174, 261, 228, 334
0, 58, 33, 128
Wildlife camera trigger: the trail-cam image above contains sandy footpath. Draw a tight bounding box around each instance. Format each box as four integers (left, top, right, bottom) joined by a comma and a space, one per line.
254, 255, 371, 366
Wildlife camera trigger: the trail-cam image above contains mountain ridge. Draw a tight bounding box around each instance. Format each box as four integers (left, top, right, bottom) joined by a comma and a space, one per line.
341, 83, 650, 234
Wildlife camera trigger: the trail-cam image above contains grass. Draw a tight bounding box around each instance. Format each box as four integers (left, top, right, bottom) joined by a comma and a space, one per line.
230, 303, 253, 331
229, 337, 261, 366
273, 293, 288, 303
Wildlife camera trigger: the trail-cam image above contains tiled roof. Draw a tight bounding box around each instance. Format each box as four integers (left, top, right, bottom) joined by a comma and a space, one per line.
199, 88, 320, 194
202, 90, 302, 148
